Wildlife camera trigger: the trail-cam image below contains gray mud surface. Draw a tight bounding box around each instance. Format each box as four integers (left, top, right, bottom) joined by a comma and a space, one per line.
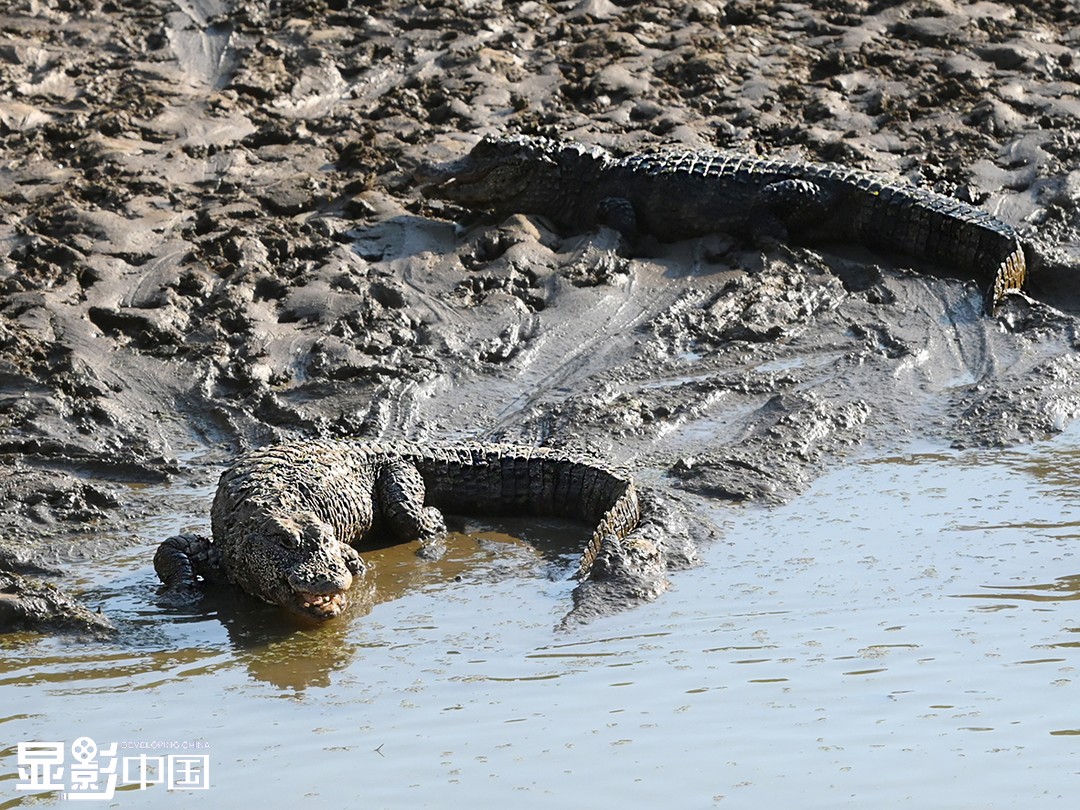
3, 0, 1080, 630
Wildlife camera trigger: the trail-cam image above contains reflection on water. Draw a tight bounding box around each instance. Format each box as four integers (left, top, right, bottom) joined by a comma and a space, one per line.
5, 437, 1080, 807
16, 518, 584, 695
193, 523, 581, 691
960, 573, 1080, 603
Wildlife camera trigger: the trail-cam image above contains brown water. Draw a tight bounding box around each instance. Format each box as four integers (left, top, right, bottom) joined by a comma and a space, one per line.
4, 434, 1080, 808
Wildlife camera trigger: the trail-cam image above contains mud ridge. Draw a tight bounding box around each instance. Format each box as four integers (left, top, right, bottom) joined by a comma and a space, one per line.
2, 0, 1080, 631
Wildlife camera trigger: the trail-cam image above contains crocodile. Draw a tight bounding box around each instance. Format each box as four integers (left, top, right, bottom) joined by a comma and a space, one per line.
417, 134, 1027, 309
154, 439, 664, 622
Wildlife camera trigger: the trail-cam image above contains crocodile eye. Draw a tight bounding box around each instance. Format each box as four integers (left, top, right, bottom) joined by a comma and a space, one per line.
302, 521, 328, 544
279, 531, 300, 551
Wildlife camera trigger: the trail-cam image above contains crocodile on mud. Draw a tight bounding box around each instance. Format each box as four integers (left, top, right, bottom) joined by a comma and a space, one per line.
155, 440, 680, 623
417, 134, 1028, 309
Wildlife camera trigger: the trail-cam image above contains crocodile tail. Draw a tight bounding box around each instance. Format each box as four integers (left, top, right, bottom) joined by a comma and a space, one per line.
494, 450, 643, 578
400, 442, 643, 576
843, 180, 1027, 309
989, 242, 1027, 311
576, 479, 641, 579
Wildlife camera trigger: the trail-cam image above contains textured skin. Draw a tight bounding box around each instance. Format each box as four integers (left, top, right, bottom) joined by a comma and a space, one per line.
154, 440, 642, 620
419, 134, 1027, 308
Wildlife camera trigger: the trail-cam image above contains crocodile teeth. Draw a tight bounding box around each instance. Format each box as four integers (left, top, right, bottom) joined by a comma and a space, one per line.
295, 590, 347, 618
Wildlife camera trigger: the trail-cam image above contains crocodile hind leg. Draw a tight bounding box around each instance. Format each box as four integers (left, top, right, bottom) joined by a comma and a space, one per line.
154, 532, 226, 602
375, 459, 448, 559
751, 178, 834, 246
596, 196, 638, 240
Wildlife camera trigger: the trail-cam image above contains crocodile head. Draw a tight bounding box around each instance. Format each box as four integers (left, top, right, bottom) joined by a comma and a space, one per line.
230, 512, 366, 621
416, 134, 607, 218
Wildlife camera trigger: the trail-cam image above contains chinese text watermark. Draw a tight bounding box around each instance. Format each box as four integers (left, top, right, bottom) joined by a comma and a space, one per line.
15, 737, 210, 800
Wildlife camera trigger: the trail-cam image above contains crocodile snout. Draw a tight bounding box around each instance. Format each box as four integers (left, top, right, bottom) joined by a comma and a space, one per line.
286, 553, 355, 620
414, 155, 489, 195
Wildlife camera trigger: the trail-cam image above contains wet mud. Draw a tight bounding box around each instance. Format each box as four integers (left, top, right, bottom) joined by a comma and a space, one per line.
2, 0, 1080, 631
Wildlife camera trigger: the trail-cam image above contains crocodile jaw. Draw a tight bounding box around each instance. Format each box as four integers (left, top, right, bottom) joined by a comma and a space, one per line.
415, 155, 493, 200
292, 588, 349, 620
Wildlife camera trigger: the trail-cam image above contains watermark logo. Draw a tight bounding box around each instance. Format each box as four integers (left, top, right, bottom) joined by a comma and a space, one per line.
15, 737, 210, 800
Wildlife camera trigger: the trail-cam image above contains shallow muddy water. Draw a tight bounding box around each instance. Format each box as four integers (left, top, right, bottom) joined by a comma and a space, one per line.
5, 433, 1080, 809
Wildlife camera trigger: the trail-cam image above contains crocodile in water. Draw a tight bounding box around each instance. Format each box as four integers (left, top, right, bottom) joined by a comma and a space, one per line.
154, 440, 671, 623
418, 134, 1027, 308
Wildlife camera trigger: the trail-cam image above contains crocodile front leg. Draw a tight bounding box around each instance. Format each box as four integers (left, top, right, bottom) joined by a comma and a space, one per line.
375, 459, 448, 559
557, 197, 633, 285
154, 532, 226, 600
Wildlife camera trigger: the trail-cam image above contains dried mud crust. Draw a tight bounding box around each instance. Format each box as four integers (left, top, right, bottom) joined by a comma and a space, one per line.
2, 0, 1080, 630
0, 571, 115, 636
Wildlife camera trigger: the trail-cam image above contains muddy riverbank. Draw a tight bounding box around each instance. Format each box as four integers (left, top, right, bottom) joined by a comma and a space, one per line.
2, 0, 1080, 629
